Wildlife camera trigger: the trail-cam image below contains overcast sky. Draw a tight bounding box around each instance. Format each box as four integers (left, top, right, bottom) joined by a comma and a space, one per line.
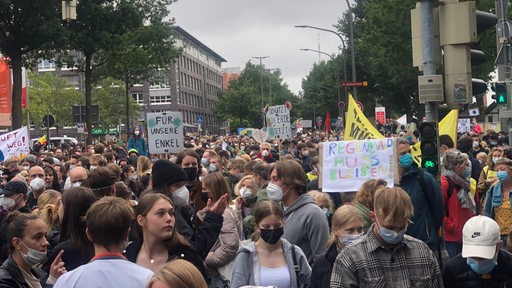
169, 0, 349, 95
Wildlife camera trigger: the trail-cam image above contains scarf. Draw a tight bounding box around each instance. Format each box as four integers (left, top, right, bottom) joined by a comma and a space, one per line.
443, 170, 476, 214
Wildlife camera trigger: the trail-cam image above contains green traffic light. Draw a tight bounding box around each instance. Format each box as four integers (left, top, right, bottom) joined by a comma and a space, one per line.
423, 160, 437, 169
498, 94, 507, 104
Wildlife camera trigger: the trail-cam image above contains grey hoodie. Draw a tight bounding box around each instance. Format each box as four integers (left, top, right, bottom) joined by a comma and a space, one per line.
230, 239, 311, 288
283, 194, 329, 265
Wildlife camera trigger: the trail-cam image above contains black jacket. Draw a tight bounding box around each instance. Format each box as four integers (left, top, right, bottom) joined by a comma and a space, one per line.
310, 243, 338, 288
442, 250, 512, 288
0, 256, 49, 288
42, 240, 94, 273
175, 210, 223, 260
124, 238, 207, 281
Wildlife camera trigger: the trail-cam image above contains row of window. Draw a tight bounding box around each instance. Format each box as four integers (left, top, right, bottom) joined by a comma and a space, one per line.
178, 55, 223, 83
131, 93, 173, 105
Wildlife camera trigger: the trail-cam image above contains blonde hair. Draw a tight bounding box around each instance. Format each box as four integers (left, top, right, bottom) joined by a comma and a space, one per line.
137, 156, 152, 179
308, 190, 334, 213
32, 189, 61, 231
373, 187, 414, 224
234, 175, 256, 196
147, 259, 207, 288
327, 204, 362, 247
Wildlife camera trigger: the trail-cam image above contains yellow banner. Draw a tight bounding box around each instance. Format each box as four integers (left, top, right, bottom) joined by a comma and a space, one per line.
411, 109, 459, 165
345, 93, 385, 140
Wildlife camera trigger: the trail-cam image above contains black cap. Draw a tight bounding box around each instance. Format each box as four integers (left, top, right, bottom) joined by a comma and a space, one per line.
2, 180, 28, 197
151, 160, 187, 189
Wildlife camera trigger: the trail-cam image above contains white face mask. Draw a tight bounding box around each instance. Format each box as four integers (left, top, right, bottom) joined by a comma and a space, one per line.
172, 186, 190, 208
266, 183, 283, 201
29, 178, 45, 192
22, 165, 30, 171
262, 150, 270, 157
128, 175, 137, 182
20, 241, 47, 267
64, 177, 71, 190
134, 130, 140, 136
90, 165, 97, 171
240, 187, 253, 199
72, 181, 81, 187
0, 195, 18, 211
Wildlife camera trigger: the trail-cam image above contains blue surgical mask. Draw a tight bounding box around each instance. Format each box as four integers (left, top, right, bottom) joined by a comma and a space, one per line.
399, 153, 413, 169
493, 157, 502, 164
322, 207, 330, 217
208, 164, 218, 173
201, 158, 208, 167
462, 166, 472, 179
497, 171, 509, 183
376, 218, 406, 245
342, 233, 363, 246
467, 257, 497, 275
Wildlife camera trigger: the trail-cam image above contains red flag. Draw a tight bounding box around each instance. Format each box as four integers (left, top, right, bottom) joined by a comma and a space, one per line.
325, 112, 331, 133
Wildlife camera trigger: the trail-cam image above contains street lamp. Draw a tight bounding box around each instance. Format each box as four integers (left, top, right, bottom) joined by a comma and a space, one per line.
299, 48, 342, 118
295, 24, 352, 101
252, 56, 269, 127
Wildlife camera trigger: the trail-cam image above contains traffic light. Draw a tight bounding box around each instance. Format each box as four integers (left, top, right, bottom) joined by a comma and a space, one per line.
492, 82, 508, 105
419, 122, 439, 176
439, 1, 497, 108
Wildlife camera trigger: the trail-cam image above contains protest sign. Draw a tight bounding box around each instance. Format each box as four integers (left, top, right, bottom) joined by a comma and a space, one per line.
345, 93, 384, 140
146, 111, 184, 154
320, 138, 395, 192
0, 126, 30, 161
266, 105, 291, 140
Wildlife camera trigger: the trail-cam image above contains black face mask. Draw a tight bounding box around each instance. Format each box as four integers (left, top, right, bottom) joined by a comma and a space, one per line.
2, 169, 10, 176
260, 227, 284, 244
201, 192, 209, 204
183, 167, 198, 182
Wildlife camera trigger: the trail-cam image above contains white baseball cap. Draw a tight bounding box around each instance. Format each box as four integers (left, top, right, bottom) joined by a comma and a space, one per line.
462, 215, 500, 259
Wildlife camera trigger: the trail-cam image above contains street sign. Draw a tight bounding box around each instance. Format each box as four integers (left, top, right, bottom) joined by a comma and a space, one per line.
356, 101, 364, 112
42, 114, 55, 128
77, 123, 85, 133
338, 101, 345, 110
342, 81, 368, 87
196, 115, 203, 123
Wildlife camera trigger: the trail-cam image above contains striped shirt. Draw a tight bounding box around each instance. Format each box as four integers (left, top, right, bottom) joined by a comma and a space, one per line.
330, 224, 443, 288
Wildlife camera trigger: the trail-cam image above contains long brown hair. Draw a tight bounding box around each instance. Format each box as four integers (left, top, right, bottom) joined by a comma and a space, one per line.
135, 193, 191, 249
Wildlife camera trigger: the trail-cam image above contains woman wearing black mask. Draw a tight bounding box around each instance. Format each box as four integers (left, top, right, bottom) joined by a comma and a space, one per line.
231, 201, 311, 288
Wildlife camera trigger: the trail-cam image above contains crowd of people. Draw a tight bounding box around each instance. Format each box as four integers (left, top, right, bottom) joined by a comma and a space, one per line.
0, 126, 512, 287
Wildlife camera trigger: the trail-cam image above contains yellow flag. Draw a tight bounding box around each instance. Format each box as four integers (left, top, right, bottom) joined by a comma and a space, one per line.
345, 93, 385, 140
439, 109, 458, 148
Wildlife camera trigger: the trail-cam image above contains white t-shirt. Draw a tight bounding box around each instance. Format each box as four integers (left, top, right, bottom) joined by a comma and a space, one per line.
54, 255, 153, 288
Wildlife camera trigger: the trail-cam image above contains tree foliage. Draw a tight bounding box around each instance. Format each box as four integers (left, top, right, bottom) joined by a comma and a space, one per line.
0, 0, 65, 129
91, 78, 140, 129
24, 72, 82, 128
215, 63, 298, 130
301, 55, 345, 122
299, 0, 499, 121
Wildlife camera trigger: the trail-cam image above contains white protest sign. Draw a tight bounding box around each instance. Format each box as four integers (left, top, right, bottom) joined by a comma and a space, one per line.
252, 128, 269, 144
146, 111, 184, 154
321, 138, 395, 192
457, 118, 471, 133
266, 105, 291, 140
0, 126, 30, 161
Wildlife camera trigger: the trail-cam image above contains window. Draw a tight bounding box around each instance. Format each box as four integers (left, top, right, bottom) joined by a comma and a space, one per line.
131, 93, 144, 105
150, 95, 172, 104
149, 70, 171, 90
38, 59, 55, 71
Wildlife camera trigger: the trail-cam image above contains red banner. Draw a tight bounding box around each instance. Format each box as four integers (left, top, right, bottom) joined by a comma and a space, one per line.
0, 57, 11, 126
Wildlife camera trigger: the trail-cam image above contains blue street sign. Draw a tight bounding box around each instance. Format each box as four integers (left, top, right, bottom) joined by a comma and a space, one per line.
196, 115, 203, 123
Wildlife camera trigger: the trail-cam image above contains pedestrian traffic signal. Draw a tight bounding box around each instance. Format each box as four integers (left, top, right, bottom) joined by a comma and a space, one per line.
493, 82, 507, 105
419, 122, 439, 176
440, 1, 497, 108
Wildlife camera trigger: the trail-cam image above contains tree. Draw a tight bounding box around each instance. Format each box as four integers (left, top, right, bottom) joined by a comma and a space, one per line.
91, 78, 140, 130
301, 56, 344, 122
25, 72, 82, 132
57, 0, 173, 144
94, 1, 181, 136
0, 0, 65, 129
214, 62, 298, 130
329, 0, 497, 120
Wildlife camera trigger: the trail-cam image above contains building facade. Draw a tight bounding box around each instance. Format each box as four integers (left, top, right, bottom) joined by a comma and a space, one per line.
34, 26, 226, 137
